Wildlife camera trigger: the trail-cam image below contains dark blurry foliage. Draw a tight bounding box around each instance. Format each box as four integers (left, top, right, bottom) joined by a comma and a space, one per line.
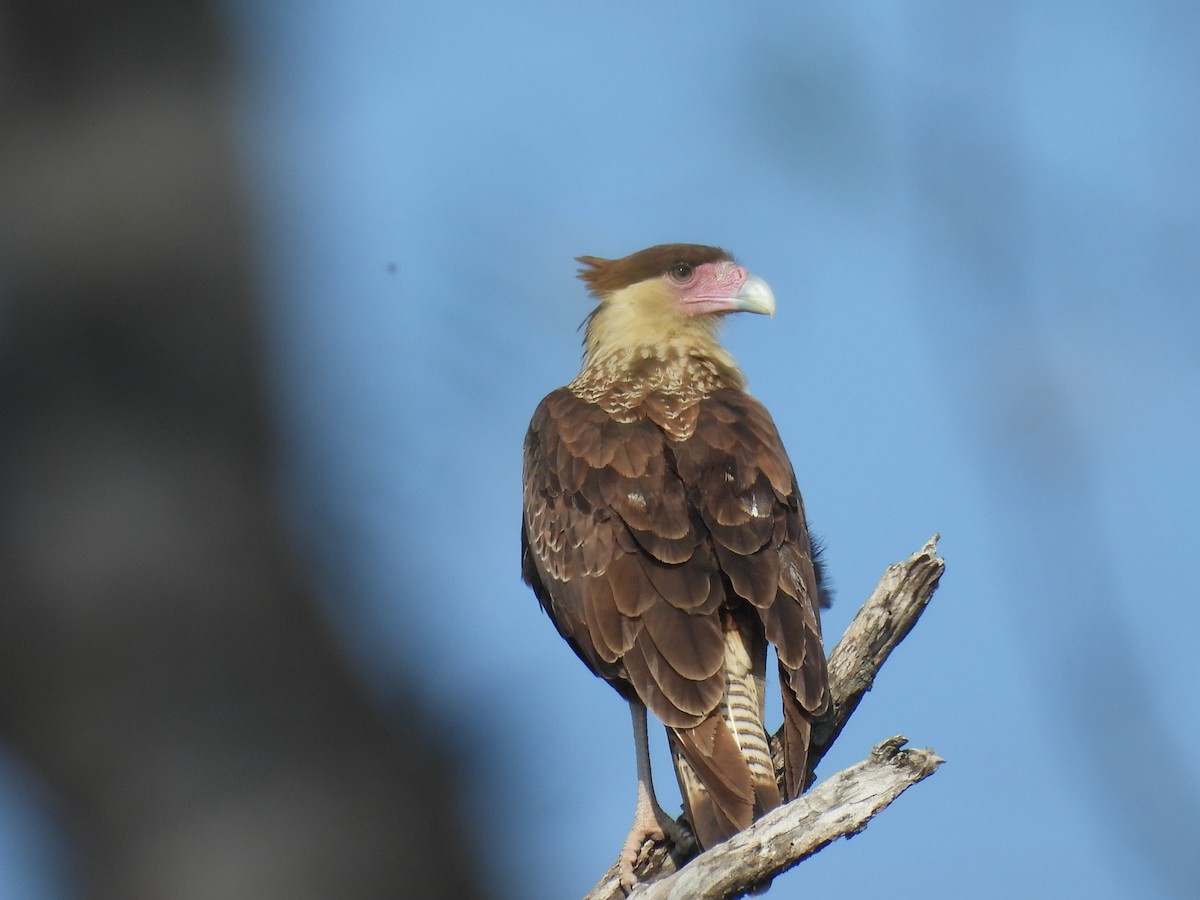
0, 3, 484, 898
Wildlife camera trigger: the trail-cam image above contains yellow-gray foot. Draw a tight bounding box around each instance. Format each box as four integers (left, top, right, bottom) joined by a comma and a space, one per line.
618, 810, 696, 893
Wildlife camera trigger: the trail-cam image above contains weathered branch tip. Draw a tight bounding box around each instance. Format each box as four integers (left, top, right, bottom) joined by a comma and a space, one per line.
871, 735, 912, 759
871, 735, 945, 776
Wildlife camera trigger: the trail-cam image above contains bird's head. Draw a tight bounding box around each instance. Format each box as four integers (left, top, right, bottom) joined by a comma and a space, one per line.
576, 244, 775, 363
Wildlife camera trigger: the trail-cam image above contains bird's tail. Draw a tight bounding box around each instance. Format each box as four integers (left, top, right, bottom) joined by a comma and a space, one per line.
669, 615, 781, 850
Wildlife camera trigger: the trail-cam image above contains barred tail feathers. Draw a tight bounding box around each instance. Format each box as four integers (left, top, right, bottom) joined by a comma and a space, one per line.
669, 618, 780, 849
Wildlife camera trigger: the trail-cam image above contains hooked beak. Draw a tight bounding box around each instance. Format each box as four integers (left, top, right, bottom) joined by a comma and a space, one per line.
731, 274, 776, 317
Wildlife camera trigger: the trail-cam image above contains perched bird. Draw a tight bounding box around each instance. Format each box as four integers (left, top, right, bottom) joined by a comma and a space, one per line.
521, 244, 830, 889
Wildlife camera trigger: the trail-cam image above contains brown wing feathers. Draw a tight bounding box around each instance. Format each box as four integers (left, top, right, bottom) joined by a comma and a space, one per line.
521, 384, 830, 846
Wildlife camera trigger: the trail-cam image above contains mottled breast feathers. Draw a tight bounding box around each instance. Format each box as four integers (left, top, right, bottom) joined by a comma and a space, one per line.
520, 385, 830, 757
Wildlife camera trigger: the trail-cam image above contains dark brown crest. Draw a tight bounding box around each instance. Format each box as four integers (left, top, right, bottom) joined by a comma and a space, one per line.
576, 244, 731, 297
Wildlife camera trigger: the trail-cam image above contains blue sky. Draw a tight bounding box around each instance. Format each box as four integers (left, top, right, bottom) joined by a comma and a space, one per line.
4, 2, 1198, 897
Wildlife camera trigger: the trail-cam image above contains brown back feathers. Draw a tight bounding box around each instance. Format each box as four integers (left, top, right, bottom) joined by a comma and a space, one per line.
522, 379, 831, 849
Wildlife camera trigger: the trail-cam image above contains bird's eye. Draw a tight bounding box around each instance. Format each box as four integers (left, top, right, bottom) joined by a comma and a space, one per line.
669, 262, 694, 283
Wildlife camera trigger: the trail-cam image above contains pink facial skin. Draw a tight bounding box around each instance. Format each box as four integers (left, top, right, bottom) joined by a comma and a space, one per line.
662, 260, 776, 318
664, 260, 750, 316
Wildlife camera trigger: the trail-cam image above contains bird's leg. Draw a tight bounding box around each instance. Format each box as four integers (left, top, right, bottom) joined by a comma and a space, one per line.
618, 701, 695, 891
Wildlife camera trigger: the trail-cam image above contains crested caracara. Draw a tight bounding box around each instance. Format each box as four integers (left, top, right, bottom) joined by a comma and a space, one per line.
521, 244, 830, 889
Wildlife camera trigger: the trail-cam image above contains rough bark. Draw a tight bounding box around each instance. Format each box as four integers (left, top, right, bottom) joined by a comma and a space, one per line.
584, 538, 945, 900
808, 535, 945, 767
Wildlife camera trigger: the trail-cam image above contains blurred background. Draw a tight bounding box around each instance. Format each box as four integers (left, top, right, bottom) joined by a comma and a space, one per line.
0, 1, 1196, 898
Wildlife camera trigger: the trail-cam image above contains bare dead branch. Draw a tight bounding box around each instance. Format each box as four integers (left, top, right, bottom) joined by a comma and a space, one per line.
633, 737, 942, 899
583, 538, 946, 900
808, 535, 945, 766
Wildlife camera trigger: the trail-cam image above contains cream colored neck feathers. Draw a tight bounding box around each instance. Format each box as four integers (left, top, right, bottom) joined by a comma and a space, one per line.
577, 279, 746, 393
